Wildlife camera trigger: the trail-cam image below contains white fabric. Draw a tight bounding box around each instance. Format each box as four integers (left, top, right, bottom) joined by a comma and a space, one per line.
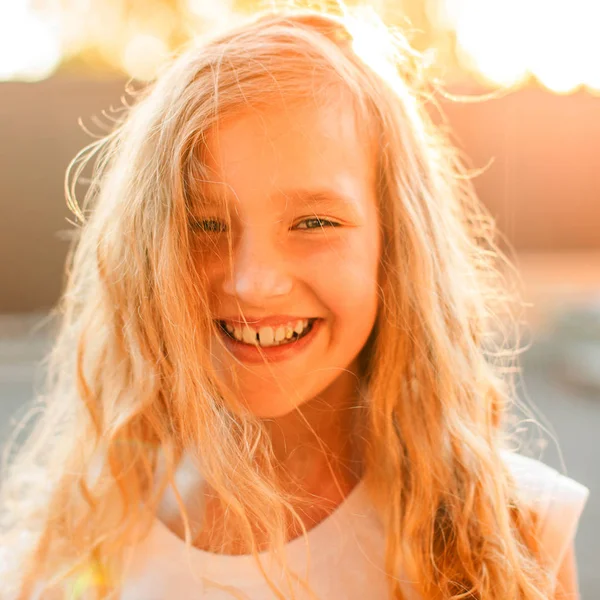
116, 451, 589, 600
501, 451, 590, 579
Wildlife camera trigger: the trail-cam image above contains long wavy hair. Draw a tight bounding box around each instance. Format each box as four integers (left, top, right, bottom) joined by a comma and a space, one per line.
0, 3, 554, 599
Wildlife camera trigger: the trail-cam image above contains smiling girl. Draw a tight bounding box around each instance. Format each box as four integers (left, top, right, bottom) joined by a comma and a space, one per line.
0, 4, 589, 600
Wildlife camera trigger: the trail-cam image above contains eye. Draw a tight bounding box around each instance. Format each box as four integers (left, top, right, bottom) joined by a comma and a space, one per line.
190, 218, 227, 233
294, 217, 341, 230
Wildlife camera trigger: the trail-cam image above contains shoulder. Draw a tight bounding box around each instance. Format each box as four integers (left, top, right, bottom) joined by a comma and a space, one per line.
501, 450, 589, 509
500, 450, 590, 576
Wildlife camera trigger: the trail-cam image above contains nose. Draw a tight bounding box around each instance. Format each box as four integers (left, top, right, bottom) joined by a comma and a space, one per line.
221, 229, 293, 304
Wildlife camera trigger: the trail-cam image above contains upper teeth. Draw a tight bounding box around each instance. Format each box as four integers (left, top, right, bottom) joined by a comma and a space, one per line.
223, 319, 311, 347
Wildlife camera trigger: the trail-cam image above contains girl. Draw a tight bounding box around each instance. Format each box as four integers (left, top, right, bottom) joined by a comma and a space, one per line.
0, 3, 589, 600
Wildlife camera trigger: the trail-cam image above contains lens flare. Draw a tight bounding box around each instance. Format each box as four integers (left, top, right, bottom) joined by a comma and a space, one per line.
71, 561, 112, 599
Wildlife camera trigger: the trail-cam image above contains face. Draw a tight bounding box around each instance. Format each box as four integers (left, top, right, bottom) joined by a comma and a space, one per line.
192, 98, 381, 418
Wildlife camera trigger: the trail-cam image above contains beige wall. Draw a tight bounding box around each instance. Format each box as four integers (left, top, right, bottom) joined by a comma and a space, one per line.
1, 77, 599, 312
443, 87, 600, 251
1, 77, 126, 312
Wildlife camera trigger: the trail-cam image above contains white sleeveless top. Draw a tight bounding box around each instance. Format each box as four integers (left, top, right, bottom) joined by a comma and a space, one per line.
115, 451, 589, 600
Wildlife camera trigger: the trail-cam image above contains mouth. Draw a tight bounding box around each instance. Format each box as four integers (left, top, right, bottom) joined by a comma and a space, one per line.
216, 318, 318, 347
213, 317, 322, 364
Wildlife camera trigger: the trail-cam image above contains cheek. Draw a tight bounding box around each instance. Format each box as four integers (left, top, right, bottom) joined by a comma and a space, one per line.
191, 242, 231, 297
308, 243, 380, 331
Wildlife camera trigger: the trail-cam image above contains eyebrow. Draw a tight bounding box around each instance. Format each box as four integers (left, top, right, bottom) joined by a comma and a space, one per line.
273, 187, 361, 210
197, 186, 361, 213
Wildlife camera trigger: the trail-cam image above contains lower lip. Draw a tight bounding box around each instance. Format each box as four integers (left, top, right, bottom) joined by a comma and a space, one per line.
217, 319, 322, 364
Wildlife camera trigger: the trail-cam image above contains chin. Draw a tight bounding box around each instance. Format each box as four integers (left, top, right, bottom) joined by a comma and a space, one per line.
243, 393, 307, 419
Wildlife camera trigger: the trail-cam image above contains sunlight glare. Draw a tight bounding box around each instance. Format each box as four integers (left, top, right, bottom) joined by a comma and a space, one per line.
528, 0, 583, 94
455, 13, 523, 85
348, 5, 403, 89
579, 1, 600, 93
436, 0, 600, 94
454, 0, 531, 87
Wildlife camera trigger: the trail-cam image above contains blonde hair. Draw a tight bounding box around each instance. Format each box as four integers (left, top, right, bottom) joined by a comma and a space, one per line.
0, 4, 554, 599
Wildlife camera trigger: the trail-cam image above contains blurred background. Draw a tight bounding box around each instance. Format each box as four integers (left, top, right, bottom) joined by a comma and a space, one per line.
0, 0, 598, 595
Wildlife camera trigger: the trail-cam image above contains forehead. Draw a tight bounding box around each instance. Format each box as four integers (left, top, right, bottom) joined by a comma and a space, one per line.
193, 98, 376, 215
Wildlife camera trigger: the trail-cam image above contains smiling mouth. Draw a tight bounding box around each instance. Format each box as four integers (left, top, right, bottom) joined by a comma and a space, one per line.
216, 318, 318, 347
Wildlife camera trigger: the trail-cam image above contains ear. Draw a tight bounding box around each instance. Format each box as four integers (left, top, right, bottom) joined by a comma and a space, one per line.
553, 542, 580, 600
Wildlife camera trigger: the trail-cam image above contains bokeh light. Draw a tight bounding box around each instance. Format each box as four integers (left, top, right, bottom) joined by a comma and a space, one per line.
2, 0, 600, 95
0, 2, 62, 82
122, 33, 170, 82
187, 0, 236, 30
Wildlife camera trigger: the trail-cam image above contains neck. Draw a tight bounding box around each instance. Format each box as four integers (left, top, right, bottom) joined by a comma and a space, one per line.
265, 363, 365, 501
182, 365, 367, 553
